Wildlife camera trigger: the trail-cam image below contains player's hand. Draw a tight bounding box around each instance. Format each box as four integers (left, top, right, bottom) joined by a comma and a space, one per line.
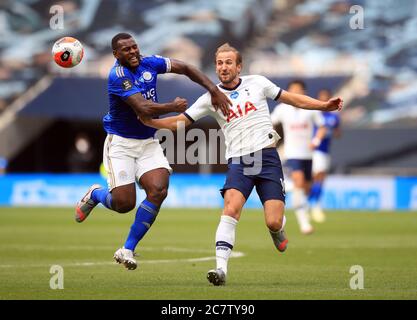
210, 87, 232, 116
323, 97, 343, 112
173, 97, 188, 113
309, 137, 321, 150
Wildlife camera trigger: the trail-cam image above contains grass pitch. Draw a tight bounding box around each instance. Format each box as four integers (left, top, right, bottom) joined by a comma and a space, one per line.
0, 207, 416, 300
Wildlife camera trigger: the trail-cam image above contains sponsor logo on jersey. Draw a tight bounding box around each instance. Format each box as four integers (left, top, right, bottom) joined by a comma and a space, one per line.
230, 91, 239, 99
289, 123, 309, 130
226, 101, 257, 123
142, 88, 156, 100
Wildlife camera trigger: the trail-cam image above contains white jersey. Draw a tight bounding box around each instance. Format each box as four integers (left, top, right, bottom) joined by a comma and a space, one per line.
185, 75, 282, 159
270, 103, 325, 160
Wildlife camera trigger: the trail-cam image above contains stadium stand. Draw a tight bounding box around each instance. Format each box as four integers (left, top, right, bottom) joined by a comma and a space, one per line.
1, 0, 416, 176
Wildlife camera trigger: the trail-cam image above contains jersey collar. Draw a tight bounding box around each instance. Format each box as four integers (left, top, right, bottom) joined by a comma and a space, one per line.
219, 78, 242, 91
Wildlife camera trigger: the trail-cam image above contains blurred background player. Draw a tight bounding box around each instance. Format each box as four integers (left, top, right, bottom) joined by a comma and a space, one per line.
309, 89, 342, 223
75, 33, 231, 270
141, 44, 343, 285
67, 133, 95, 173
270, 80, 327, 235
0, 157, 8, 175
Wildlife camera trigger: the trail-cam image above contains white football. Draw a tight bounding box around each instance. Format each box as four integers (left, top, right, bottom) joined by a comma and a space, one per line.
52, 37, 84, 68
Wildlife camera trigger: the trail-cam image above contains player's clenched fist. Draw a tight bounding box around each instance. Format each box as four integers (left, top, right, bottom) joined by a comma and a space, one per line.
323, 97, 343, 112
173, 97, 188, 113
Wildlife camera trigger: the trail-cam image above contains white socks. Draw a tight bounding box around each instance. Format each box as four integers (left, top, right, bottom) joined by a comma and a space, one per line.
293, 188, 312, 232
215, 215, 238, 275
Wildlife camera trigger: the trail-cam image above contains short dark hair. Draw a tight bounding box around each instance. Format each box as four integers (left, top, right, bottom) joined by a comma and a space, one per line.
287, 79, 306, 90
111, 33, 133, 50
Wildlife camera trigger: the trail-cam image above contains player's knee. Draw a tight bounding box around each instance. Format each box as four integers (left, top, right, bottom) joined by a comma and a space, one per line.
147, 185, 168, 205
266, 218, 283, 232
113, 198, 136, 213
223, 205, 240, 220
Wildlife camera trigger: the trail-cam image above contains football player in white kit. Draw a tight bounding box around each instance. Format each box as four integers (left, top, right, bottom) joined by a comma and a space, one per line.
270, 80, 327, 235
141, 44, 342, 285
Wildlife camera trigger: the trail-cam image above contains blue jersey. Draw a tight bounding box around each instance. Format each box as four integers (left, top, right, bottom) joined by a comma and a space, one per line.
313, 112, 340, 153
103, 55, 171, 139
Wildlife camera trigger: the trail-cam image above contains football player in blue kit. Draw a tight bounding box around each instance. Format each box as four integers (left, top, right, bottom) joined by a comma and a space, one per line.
309, 89, 341, 223
75, 33, 231, 270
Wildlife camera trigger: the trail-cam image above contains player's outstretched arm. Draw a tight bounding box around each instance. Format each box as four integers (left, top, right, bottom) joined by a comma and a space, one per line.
139, 113, 192, 131
126, 94, 187, 117
310, 125, 327, 150
279, 91, 343, 112
170, 59, 232, 116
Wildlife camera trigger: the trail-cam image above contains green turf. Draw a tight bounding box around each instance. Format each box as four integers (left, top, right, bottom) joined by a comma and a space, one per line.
0, 207, 416, 300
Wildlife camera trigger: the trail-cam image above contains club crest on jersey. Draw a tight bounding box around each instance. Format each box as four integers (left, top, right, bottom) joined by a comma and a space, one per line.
141, 71, 153, 82
226, 101, 257, 123
230, 91, 239, 99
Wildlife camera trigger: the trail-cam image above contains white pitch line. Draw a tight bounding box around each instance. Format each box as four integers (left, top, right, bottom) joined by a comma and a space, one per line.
0, 251, 245, 269
0, 245, 215, 253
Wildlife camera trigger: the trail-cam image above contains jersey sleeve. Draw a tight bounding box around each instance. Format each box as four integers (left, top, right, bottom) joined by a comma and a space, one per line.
184, 93, 214, 122
270, 104, 283, 125
313, 111, 326, 127
108, 67, 141, 100
149, 55, 171, 74
258, 75, 282, 100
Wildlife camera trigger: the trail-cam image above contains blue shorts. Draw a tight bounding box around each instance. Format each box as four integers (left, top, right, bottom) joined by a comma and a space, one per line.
285, 159, 313, 181
220, 148, 286, 204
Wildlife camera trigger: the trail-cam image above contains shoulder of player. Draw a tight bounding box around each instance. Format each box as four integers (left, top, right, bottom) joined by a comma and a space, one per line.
109, 64, 134, 81
241, 74, 267, 83
141, 55, 169, 66
324, 112, 340, 124
198, 91, 212, 104
139, 55, 155, 64
326, 111, 340, 120
190, 91, 216, 111
241, 75, 278, 91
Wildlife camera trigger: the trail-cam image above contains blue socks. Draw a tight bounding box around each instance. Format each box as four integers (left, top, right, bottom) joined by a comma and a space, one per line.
124, 199, 159, 251
91, 190, 159, 251
91, 188, 113, 210
309, 181, 323, 205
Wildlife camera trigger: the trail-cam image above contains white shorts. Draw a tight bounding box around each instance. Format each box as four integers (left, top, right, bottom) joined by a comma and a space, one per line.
312, 150, 331, 174
103, 134, 172, 191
